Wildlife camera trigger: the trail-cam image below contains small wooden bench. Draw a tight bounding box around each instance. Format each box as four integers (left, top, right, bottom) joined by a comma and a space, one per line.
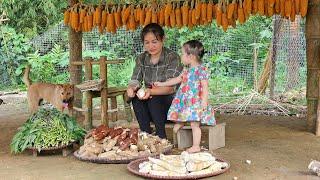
173, 122, 226, 151
74, 86, 134, 122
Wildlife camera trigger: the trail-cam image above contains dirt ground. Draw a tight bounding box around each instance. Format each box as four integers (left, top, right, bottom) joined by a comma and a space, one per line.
1, 93, 320, 180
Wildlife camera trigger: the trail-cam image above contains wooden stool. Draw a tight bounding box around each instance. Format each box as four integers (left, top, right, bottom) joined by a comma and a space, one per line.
173, 122, 226, 151
107, 87, 133, 122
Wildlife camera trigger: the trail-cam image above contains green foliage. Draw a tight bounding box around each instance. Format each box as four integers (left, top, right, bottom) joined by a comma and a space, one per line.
208, 52, 249, 95
0, 0, 68, 38
10, 107, 86, 153
0, 25, 33, 89
22, 44, 69, 85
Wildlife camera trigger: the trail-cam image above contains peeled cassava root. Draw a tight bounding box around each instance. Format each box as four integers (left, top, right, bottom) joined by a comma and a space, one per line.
139, 151, 229, 176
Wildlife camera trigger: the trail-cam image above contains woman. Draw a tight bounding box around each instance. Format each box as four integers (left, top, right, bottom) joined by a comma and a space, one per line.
127, 23, 183, 139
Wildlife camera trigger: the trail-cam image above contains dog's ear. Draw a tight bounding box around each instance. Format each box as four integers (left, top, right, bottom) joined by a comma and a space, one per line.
57, 84, 64, 89
69, 84, 75, 90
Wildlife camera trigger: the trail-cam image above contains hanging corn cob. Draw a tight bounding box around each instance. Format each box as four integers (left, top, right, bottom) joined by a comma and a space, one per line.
169, 3, 176, 27
238, 0, 245, 24
227, 0, 236, 19
252, 0, 258, 14
257, 0, 265, 16
114, 5, 122, 28
191, 0, 197, 25
207, 0, 213, 23
182, 1, 189, 26
129, 8, 136, 31
221, 1, 228, 32
216, 1, 222, 27
100, 6, 107, 33
140, 5, 146, 26
64, 8, 71, 25
188, 8, 193, 29
151, 5, 158, 24
195, 0, 201, 20
290, 0, 296, 22
300, 0, 308, 17
175, 2, 183, 28
158, 5, 165, 26
294, 0, 300, 14
285, 0, 292, 18
144, 6, 152, 26
201, 1, 207, 22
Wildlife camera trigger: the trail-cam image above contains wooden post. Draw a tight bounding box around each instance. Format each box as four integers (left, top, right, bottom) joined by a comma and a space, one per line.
306, 0, 320, 134
317, 72, 320, 135
69, 0, 83, 115
84, 59, 93, 130
100, 57, 108, 126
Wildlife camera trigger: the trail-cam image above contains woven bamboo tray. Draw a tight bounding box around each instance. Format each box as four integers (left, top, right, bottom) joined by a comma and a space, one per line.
73, 145, 173, 164
27, 142, 76, 157
127, 157, 230, 180
76, 79, 105, 92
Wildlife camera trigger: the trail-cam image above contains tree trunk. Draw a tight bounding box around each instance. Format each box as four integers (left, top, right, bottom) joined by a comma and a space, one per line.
306, 0, 320, 134
69, 0, 83, 111
286, 17, 300, 90
269, 16, 283, 99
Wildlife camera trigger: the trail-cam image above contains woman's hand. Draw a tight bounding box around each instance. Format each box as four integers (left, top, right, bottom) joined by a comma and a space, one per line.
139, 88, 152, 100
126, 87, 136, 98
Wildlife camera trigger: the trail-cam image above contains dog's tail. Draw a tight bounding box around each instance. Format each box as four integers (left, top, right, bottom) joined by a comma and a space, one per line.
23, 65, 32, 87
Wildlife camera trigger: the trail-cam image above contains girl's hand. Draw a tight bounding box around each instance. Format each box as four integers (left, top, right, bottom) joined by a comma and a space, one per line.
153, 82, 163, 87
201, 101, 208, 111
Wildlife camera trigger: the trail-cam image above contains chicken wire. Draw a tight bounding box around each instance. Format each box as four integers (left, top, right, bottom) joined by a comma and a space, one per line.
0, 16, 307, 116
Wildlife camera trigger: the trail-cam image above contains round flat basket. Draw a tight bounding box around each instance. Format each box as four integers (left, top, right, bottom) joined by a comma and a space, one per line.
26, 143, 74, 151
73, 145, 173, 164
127, 157, 230, 180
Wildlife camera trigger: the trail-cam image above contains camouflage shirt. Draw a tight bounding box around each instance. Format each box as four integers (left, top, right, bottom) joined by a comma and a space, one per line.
129, 47, 183, 91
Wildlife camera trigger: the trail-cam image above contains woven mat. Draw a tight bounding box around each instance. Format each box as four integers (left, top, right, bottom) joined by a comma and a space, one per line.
127, 157, 230, 179
73, 145, 173, 164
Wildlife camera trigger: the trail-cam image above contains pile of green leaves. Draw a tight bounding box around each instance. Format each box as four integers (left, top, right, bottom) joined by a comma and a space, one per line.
10, 107, 86, 153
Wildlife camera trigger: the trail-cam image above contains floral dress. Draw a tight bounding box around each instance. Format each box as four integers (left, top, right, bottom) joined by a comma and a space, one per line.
167, 65, 216, 125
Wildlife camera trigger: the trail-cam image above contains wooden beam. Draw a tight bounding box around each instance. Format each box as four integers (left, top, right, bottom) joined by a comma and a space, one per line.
69, 0, 83, 117
306, 0, 320, 134
71, 59, 125, 66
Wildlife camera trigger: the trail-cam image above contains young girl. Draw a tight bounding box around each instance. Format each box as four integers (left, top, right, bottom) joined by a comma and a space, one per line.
154, 40, 215, 153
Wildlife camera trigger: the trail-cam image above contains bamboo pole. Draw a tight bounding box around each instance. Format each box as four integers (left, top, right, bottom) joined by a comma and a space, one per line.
258, 44, 272, 94
100, 56, 108, 126
69, 0, 83, 117
306, 0, 320, 134
84, 58, 93, 130
253, 44, 258, 91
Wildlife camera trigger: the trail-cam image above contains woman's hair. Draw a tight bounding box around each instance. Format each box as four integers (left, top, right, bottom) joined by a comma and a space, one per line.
183, 40, 205, 62
140, 23, 165, 42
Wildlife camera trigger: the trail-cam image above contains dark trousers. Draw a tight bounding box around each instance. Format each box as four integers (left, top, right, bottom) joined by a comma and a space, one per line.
132, 94, 174, 139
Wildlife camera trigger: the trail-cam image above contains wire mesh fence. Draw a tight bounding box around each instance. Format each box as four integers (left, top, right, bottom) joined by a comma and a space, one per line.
0, 15, 307, 116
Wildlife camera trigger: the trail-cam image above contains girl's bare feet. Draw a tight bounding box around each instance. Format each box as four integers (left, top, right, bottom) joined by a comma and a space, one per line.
186, 146, 201, 153
173, 123, 184, 133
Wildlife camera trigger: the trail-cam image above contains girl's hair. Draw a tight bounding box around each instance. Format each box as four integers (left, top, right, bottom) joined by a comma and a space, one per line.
183, 40, 205, 62
141, 23, 165, 42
